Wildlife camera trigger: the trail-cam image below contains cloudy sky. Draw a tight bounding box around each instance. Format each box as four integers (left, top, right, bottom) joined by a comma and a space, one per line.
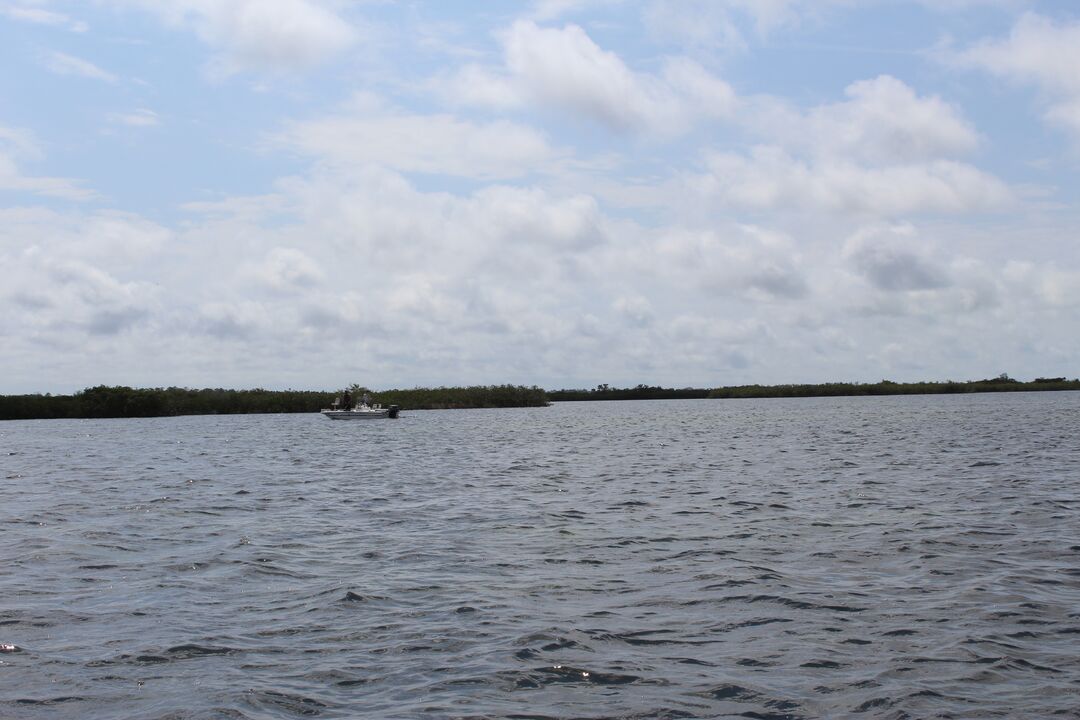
2, 0, 1079, 393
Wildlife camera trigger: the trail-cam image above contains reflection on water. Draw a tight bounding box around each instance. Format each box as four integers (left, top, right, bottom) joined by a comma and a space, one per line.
2, 393, 1079, 718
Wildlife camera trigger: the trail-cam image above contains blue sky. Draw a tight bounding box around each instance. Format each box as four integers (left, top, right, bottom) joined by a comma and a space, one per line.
2, 0, 1080, 393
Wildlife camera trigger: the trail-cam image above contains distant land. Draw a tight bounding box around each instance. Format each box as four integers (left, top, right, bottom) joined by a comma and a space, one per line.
0, 376, 1077, 420
0, 385, 549, 420
550, 375, 1080, 401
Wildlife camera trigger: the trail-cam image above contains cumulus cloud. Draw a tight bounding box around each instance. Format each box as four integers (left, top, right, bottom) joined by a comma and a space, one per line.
654, 224, 809, 301
958, 13, 1080, 139
0, 209, 169, 344
466, 186, 606, 250
113, 0, 355, 74
168, 169, 617, 383
445, 21, 735, 134
800, 76, 980, 163
10, 257, 157, 337
698, 148, 1009, 216
613, 295, 655, 328
195, 300, 271, 339
0, 208, 170, 267
276, 95, 563, 179
823, 223, 1006, 326
1003, 260, 1080, 309
0, 158, 1072, 391
248, 247, 325, 293
690, 76, 1009, 217
843, 224, 949, 292
3, 2, 1077, 392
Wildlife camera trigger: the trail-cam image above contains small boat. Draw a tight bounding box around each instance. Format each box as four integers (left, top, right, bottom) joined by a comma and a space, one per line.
322, 392, 399, 419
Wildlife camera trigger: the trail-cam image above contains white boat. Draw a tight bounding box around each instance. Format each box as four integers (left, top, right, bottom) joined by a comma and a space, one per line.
322, 402, 399, 419
322, 392, 400, 419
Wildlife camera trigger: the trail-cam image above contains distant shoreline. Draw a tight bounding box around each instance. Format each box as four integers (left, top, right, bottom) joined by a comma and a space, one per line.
1, 377, 1077, 420
0, 385, 548, 421
551, 376, 1080, 402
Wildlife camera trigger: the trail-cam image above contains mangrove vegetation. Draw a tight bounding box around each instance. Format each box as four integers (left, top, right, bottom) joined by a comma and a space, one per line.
0, 384, 549, 420
366, 384, 549, 410
548, 384, 711, 401
2, 376, 1077, 420
706, 375, 1080, 399
551, 375, 1079, 402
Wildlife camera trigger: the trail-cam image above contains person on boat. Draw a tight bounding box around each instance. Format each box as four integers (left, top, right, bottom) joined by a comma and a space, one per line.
342, 389, 352, 409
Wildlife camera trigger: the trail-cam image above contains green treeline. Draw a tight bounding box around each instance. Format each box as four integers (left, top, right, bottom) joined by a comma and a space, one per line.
0, 384, 550, 420
0, 386, 337, 420
548, 384, 711, 401
3, 376, 1078, 420
550, 376, 1080, 402
707, 376, 1080, 398
370, 384, 549, 410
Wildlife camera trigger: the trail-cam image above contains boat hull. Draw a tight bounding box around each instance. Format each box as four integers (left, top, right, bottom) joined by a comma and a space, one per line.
322, 410, 391, 419
321, 404, 400, 419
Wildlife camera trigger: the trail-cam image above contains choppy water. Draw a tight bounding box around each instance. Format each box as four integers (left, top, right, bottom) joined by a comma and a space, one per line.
2, 393, 1079, 719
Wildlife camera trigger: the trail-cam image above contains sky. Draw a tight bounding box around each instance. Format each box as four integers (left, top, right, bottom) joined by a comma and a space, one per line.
2, 0, 1080, 394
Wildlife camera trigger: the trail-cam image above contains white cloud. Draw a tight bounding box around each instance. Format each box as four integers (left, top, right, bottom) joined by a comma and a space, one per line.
1003, 260, 1080, 308
466, 186, 606, 251
0, 208, 170, 270
698, 147, 1009, 216
1, 3, 87, 32
195, 300, 272, 339
654, 224, 809, 301
613, 295, 655, 328
843, 224, 949, 292
801, 76, 980, 163
3, 2, 1078, 392
247, 247, 325, 293
689, 76, 1008, 217
0, 159, 1075, 392
448, 21, 736, 134
504, 20, 673, 130
644, 0, 857, 51
276, 95, 563, 179
95, 0, 352, 77
114, 0, 356, 74
960, 13, 1080, 95
2, 211, 164, 339
42, 50, 117, 83
662, 56, 739, 121
0, 125, 38, 157
440, 63, 525, 111
47, 260, 157, 335
112, 109, 161, 127
958, 13, 1080, 140
0, 127, 95, 200
0, 167, 623, 386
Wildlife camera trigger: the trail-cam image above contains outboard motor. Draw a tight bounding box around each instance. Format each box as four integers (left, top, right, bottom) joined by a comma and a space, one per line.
388, 405, 400, 418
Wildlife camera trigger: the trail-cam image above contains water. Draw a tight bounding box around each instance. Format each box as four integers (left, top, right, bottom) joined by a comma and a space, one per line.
2, 393, 1079, 719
